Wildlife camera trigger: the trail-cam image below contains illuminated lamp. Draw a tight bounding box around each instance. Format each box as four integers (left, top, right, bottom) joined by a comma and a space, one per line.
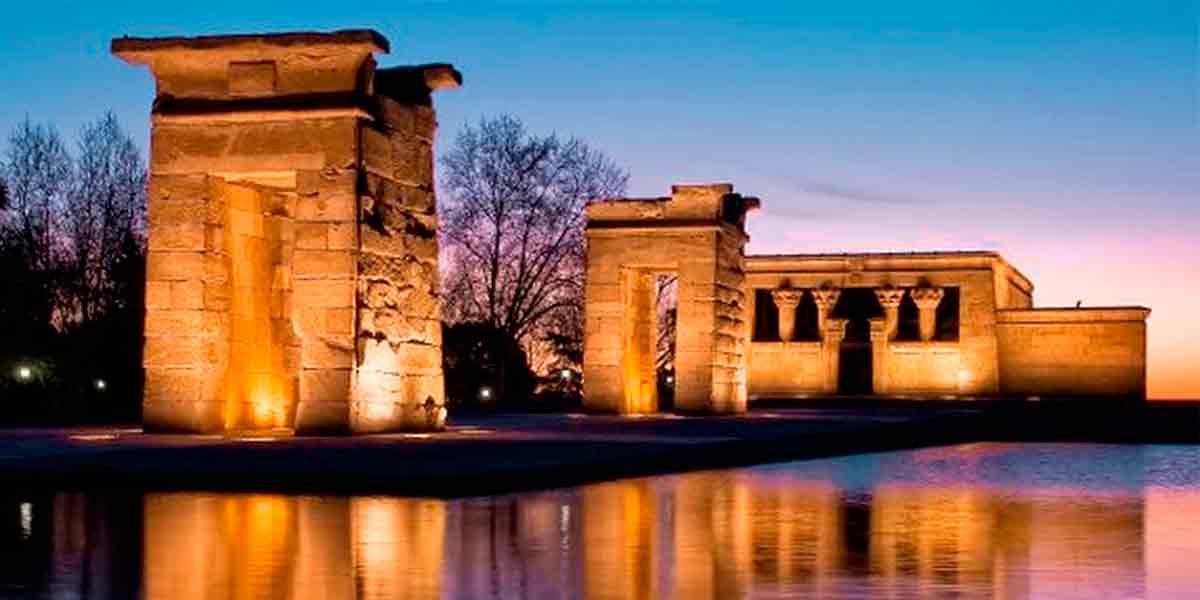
15, 365, 32, 381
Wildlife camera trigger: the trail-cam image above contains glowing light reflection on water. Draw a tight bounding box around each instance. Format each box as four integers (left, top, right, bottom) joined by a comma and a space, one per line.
1, 443, 1197, 599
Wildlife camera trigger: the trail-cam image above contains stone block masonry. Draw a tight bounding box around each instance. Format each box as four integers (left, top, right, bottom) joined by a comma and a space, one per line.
115, 30, 459, 434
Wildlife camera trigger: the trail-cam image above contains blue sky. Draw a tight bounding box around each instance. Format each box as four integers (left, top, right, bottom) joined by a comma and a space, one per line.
1, 1, 1196, 395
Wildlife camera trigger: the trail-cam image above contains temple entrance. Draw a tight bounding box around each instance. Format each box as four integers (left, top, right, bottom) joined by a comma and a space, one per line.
834, 288, 882, 395
838, 342, 873, 394
215, 179, 299, 430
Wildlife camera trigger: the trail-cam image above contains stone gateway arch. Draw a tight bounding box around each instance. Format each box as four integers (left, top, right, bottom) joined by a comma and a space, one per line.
583, 184, 760, 414
115, 30, 459, 433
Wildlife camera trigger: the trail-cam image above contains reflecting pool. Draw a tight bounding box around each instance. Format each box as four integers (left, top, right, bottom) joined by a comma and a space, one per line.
2, 443, 1198, 599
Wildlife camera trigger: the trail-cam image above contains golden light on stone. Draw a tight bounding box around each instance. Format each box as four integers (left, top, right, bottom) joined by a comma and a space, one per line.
114, 30, 459, 435
585, 190, 1150, 405
584, 184, 760, 415
741, 253, 1152, 401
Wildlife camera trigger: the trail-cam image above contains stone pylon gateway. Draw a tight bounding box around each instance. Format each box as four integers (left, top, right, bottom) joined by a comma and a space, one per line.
114, 30, 459, 434
583, 184, 760, 414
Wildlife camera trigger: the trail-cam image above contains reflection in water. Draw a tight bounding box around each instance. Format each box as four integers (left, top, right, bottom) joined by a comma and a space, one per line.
1, 443, 1198, 599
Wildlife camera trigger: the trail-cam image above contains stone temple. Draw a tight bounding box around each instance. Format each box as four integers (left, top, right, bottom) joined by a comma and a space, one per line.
115, 30, 458, 433
116, 29, 1151, 432
583, 184, 1150, 414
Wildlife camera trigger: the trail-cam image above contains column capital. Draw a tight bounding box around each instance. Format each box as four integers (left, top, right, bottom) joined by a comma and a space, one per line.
874, 285, 905, 309
823, 317, 849, 341
770, 288, 803, 309
811, 286, 841, 309
910, 286, 945, 309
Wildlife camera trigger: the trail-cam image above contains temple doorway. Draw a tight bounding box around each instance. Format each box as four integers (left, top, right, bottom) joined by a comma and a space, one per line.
835, 288, 882, 395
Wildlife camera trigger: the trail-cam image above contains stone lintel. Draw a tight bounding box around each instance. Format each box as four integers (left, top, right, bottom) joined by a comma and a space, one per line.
588, 182, 760, 225
150, 92, 374, 121
112, 29, 389, 60
585, 220, 729, 233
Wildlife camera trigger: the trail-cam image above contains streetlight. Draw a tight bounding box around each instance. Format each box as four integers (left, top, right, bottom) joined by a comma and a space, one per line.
15, 365, 32, 381
479, 386, 493, 401
94, 378, 107, 391
560, 368, 571, 381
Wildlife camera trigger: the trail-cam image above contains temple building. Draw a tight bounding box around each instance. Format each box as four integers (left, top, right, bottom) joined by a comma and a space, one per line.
113, 28, 1151, 431
583, 184, 1150, 414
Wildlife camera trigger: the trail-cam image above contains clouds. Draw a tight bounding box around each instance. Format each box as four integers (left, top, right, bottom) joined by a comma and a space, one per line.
783, 176, 931, 206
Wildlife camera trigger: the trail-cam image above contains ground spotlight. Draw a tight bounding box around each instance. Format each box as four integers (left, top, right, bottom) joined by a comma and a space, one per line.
560, 368, 571, 381
479, 386, 493, 401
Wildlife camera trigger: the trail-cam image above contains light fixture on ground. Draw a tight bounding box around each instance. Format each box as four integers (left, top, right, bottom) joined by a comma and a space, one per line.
15, 365, 33, 381
94, 378, 107, 391
479, 387, 493, 402
560, 369, 571, 381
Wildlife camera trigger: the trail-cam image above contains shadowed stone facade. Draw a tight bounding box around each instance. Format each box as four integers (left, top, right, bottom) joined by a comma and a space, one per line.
585, 189, 1150, 413
115, 30, 459, 433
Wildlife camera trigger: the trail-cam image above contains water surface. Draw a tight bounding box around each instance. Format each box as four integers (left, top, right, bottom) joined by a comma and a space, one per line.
2, 443, 1198, 599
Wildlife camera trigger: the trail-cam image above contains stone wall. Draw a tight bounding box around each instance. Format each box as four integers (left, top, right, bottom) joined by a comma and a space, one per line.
117, 30, 458, 433
352, 72, 445, 433
881, 342, 962, 394
996, 308, 1150, 399
746, 341, 824, 398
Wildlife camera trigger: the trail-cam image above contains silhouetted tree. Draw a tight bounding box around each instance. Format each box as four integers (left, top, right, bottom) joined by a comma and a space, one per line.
439, 115, 628, 385
0, 114, 146, 424
1, 118, 71, 325
63, 112, 146, 326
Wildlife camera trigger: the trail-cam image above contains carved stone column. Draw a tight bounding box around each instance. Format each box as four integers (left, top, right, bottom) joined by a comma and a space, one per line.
822, 317, 848, 393
869, 317, 889, 394
874, 285, 905, 341
770, 288, 803, 341
811, 285, 842, 341
911, 287, 945, 341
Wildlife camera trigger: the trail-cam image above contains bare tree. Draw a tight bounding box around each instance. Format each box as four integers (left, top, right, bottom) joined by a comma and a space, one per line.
64, 112, 147, 324
1, 118, 72, 322
439, 115, 628, 366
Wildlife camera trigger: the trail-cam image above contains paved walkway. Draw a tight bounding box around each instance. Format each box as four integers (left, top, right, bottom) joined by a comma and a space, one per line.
1, 402, 1193, 496
0, 408, 984, 496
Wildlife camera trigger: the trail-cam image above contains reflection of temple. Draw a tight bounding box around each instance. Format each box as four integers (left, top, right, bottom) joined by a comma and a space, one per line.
584, 185, 1151, 414
4, 461, 1199, 599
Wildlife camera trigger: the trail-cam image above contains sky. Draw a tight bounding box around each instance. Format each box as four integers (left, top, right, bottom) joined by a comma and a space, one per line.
1, 1, 1196, 398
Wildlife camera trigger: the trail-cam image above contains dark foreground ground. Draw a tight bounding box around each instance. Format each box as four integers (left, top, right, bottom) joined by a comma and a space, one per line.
0, 400, 1195, 497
